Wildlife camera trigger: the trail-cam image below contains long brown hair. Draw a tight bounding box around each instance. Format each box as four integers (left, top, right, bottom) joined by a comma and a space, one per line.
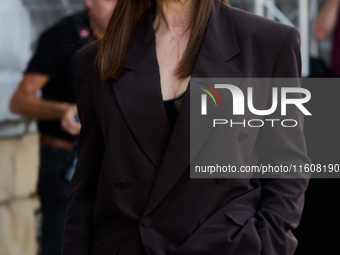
97, 0, 229, 81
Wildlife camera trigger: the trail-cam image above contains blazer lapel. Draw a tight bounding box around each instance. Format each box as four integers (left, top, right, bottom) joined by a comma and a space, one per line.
111, 8, 172, 169
144, 1, 244, 215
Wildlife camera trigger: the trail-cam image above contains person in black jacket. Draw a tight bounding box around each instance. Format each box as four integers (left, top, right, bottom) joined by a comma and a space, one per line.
10, 1, 117, 254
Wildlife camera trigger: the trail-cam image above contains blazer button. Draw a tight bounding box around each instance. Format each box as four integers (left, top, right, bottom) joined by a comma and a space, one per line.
142, 216, 153, 227
198, 218, 206, 227
238, 132, 248, 142
115, 180, 128, 188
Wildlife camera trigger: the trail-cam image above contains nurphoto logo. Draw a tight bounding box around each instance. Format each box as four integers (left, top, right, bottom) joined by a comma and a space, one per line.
197, 82, 312, 128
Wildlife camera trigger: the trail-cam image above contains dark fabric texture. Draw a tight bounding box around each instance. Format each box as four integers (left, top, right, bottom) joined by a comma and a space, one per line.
164, 91, 186, 130
25, 11, 93, 142
62, 1, 310, 255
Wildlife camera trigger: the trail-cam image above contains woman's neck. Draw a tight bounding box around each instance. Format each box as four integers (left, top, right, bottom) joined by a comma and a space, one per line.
154, 0, 196, 37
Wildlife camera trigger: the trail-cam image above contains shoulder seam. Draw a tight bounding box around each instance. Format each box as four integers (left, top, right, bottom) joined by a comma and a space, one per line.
271, 27, 298, 77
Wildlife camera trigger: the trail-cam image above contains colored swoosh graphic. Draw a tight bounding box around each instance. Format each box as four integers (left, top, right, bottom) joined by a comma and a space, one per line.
197, 82, 223, 106
197, 87, 217, 106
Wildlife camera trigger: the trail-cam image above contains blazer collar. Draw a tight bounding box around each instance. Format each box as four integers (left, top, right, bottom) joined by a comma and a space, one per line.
207, 0, 240, 63
110, 5, 171, 170
143, 1, 244, 215
110, 1, 244, 214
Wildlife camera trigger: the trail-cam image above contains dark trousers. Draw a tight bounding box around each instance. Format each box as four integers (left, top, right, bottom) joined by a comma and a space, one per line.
37, 144, 76, 255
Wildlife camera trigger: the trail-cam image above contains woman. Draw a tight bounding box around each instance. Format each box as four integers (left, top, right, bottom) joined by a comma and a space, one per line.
62, 0, 310, 254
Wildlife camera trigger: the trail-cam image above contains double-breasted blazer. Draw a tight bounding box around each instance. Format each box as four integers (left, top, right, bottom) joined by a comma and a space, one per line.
62, 1, 310, 255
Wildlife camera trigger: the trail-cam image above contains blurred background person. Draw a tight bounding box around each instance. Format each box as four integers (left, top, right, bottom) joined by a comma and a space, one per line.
315, 0, 340, 75
292, 1, 340, 255
9, 0, 117, 254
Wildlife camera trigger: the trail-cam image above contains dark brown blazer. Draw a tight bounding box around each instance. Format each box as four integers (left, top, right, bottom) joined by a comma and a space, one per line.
62, 1, 310, 255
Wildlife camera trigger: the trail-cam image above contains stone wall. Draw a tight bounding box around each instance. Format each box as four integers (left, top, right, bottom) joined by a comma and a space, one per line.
0, 134, 39, 255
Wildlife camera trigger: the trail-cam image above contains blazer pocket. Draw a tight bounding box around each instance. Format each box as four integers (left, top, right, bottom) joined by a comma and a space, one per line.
90, 246, 119, 255
223, 208, 256, 227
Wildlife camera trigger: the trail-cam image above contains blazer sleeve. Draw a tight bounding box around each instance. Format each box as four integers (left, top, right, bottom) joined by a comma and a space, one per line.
62, 50, 104, 254
254, 27, 310, 255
